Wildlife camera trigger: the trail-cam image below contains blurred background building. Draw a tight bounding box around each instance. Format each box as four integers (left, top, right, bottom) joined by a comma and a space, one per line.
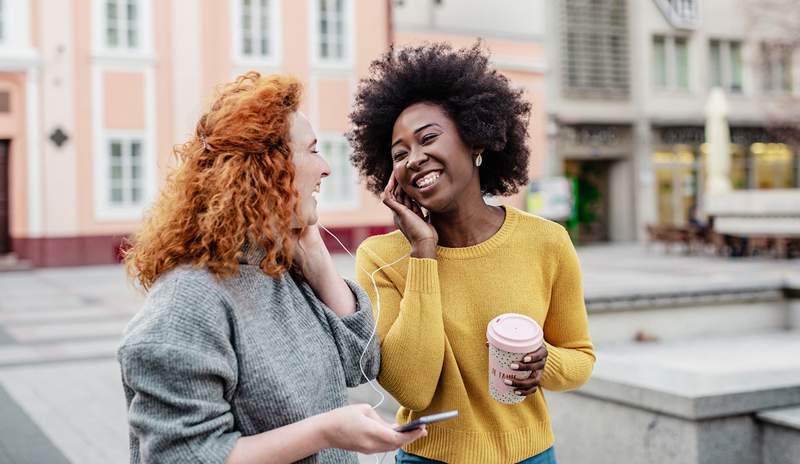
545, 0, 800, 244
0, 0, 798, 267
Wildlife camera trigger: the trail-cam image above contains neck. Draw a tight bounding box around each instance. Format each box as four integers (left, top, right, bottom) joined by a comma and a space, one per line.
430, 198, 505, 248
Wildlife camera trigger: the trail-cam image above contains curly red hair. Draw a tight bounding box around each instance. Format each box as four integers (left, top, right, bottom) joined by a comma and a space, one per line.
125, 72, 302, 290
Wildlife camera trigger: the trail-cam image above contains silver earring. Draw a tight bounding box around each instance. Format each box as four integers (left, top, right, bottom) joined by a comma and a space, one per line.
475, 154, 483, 167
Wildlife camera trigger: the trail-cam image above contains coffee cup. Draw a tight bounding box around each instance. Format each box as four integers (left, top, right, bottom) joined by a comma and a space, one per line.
486, 313, 544, 404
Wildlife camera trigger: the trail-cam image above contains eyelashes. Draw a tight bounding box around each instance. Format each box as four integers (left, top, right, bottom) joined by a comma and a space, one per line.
391, 133, 441, 162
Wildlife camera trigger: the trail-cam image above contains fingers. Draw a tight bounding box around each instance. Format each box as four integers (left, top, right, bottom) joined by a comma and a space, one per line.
510, 346, 548, 372
512, 358, 546, 373
506, 347, 547, 398
395, 426, 427, 446
504, 369, 543, 397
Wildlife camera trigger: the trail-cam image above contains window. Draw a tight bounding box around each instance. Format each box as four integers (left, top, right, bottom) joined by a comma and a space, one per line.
763, 43, 793, 94
709, 39, 743, 93
653, 36, 667, 88
318, 138, 359, 210
561, 0, 629, 98
675, 37, 688, 90
237, 0, 279, 62
652, 35, 690, 91
108, 137, 144, 207
315, 0, 350, 64
105, 0, 139, 49
0, 0, 4, 43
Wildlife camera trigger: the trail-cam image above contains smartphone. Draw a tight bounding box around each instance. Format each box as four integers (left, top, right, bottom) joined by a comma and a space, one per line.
394, 410, 459, 432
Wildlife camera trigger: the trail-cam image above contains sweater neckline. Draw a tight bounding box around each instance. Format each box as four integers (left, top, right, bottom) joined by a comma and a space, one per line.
435, 205, 519, 260
239, 241, 268, 266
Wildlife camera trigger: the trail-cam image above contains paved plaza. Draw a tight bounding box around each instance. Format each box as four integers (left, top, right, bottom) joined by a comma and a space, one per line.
0, 245, 797, 463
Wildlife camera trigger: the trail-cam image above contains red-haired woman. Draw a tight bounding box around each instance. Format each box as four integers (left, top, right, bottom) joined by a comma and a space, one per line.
119, 72, 425, 464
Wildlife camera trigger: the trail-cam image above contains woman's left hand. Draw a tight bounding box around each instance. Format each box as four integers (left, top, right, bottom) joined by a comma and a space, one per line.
507, 344, 548, 397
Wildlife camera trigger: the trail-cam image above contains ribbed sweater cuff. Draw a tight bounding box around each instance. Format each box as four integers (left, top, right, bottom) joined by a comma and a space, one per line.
542, 341, 593, 391
405, 258, 439, 294
543, 341, 565, 381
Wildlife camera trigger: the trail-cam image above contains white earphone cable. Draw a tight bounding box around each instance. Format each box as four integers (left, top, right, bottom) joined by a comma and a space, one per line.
318, 224, 408, 410
318, 225, 410, 464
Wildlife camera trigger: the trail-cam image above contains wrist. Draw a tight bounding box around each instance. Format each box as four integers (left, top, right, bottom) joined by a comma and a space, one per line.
410, 239, 437, 259
311, 412, 335, 450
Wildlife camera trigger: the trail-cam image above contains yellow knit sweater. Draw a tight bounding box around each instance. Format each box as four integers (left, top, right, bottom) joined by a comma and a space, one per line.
355, 206, 595, 463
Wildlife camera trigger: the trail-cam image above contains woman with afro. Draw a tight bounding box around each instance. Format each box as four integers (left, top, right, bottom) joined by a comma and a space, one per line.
119, 72, 426, 464
349, 43, 595, 464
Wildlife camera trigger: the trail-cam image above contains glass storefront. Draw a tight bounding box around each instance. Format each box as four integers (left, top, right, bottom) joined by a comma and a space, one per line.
652, 137, 798, 226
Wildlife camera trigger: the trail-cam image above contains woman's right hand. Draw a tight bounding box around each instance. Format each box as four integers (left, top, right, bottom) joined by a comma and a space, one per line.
320, 404, 427, 454
380, 174, 438, 258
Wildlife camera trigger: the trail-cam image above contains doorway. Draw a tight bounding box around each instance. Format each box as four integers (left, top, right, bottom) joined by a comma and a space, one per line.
0, 140, 9, 254
564, 159, 612, 244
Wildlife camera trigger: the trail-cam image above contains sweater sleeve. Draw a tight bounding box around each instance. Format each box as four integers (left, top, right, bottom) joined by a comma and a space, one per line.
540, 228, 596, 392
118, 282, 241, 464
119, 342, 240, 464
317, 278, 381, 387
355, 245, 445, 411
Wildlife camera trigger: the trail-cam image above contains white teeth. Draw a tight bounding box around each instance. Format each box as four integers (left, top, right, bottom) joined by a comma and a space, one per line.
416, 172, 440, 188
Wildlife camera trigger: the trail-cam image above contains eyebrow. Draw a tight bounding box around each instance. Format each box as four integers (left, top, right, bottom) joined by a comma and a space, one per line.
391, 123, 441, 148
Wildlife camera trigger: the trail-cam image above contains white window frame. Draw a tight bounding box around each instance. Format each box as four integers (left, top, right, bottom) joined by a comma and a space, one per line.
98, 131, 149, 218
762, 43, 794, 96
105, 133, 146, 207
92, 0, 153, 61
317, 134, 360, 211
309, 0, 355, 70
0, 0, 5, 45
709, 39, 744, 94
92, 64, 156, 221
0, 0, 36, 60
231, 0, 282, 69
652, 34, 691, 93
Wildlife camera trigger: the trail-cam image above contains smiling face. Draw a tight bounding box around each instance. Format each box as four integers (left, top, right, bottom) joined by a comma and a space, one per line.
289, 112, 330, 226
390, 102, 480, 213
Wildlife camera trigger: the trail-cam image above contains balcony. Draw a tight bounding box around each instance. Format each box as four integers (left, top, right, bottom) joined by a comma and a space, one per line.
653, 0, 701, 29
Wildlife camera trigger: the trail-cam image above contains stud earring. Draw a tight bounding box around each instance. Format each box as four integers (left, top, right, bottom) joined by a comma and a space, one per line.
475, 154, 483, 167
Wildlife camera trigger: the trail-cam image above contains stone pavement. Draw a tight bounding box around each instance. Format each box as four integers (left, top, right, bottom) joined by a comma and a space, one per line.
0, 245, 797, 463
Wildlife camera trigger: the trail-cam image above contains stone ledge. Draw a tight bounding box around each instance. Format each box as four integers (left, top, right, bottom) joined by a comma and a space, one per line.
587, 287, 783, 312
757, 406, 800, 430
577, 331, 800, 420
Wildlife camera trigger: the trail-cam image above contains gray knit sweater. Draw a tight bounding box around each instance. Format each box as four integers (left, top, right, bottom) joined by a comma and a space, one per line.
118, 247, 380, 464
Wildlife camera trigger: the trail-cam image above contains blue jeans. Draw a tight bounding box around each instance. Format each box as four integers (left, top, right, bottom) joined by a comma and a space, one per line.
395, 447, 556, 464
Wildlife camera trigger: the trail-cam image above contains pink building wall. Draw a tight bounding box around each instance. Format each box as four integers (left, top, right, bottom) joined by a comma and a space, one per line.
2, 0, 547, 267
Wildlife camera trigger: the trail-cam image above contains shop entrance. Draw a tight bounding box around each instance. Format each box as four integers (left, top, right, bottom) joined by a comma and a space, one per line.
564, 159, 612, 244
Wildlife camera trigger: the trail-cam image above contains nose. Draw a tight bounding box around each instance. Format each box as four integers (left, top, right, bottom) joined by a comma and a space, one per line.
319, 156, 331, 179
405, 146, 428, 170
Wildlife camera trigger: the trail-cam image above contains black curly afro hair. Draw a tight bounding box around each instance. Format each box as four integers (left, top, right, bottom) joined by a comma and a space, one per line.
348, 41, 532, 197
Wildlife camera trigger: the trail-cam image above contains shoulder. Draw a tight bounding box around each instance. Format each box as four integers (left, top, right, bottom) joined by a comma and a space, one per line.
120, 266, 233, 349
356, 230, 410, 264
509, 206, 571, 249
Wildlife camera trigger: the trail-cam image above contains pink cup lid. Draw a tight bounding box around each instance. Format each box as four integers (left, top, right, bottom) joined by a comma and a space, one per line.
486, 313, 543, 353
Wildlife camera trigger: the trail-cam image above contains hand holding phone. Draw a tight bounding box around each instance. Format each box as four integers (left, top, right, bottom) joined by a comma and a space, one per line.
394, 410, 458, 433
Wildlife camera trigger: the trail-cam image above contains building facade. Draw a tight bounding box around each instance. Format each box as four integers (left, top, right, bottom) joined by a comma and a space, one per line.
545, 0, 800, 243
0, 0, 394, 267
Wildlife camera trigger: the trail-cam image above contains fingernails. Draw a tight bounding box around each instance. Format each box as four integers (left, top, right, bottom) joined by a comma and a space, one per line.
504, 379, 513, 385
510, 363, 519, 369
523, 356, 532, 363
